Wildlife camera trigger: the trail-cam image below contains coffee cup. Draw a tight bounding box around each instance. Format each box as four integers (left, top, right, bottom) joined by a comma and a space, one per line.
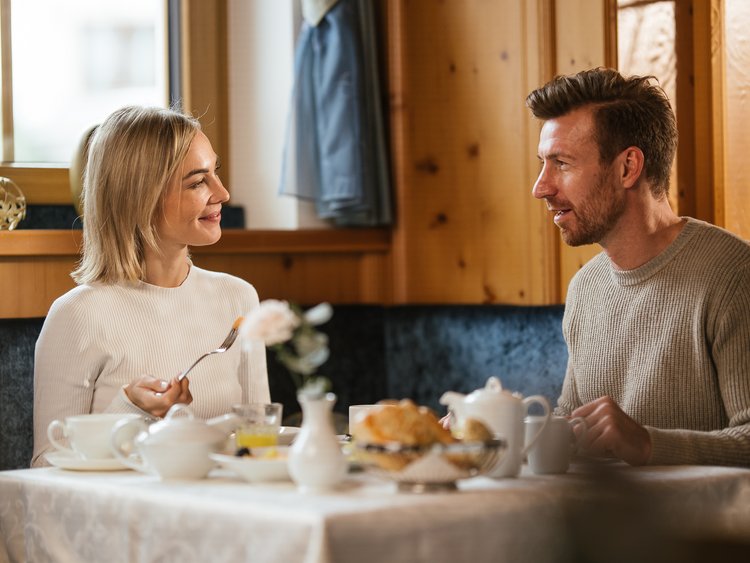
524, 415, 585, 474
47, 413, 141, 459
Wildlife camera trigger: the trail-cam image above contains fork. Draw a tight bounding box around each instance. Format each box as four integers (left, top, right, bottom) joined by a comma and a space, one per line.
177, 316, 244, 381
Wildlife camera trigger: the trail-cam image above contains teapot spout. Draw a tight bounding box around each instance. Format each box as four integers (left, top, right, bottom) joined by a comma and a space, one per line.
439, 391, 466, 409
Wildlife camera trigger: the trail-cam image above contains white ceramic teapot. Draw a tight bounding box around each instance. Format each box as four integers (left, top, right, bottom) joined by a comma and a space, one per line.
440, 376, 551, 478
111, 404, 238, 479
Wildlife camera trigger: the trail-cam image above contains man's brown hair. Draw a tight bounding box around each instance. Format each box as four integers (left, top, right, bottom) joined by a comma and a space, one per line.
526, 67, 677, 198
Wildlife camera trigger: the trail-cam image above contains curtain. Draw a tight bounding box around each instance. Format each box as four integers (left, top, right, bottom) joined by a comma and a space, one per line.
279, 0, 393, 226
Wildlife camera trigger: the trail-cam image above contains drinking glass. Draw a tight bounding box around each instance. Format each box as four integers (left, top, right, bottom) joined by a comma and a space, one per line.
232, 403, 283, 449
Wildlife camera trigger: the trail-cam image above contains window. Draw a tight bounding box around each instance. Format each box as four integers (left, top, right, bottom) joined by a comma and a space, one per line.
0, 0, 170, 201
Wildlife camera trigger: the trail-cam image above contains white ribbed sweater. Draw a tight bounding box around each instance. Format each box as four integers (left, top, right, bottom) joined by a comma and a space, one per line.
558, 218, 750, 466
32, 265, 269, 467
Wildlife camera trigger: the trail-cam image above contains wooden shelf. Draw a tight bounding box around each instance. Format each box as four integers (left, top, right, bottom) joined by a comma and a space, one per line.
0, 229, 390, 257
0, 229, 393, 318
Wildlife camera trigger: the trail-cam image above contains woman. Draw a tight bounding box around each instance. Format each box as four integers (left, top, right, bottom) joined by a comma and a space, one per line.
32, 106, 269, 467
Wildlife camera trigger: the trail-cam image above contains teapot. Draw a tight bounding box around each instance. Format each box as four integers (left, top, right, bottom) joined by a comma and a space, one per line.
111, 404, 238, 479
440, 376, 551, 478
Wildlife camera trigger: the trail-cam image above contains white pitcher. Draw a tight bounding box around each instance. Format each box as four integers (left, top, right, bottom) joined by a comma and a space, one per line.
288, 392, 347, 492
440, 376, 551, 478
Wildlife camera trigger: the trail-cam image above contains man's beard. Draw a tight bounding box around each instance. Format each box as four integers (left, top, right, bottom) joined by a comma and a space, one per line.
558, 170, 626, 247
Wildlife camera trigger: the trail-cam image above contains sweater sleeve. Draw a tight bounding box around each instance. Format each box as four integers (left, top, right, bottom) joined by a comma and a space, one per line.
33, 293, 94, 466
31, 292, 142, 467
647, 263, 750, 466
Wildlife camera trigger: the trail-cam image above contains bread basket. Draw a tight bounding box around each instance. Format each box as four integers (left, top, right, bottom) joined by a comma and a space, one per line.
354, 438, 506, 492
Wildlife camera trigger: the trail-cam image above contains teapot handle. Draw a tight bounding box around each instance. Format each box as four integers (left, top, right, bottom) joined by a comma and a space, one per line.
520, 395, 551, 456
164, 403, 195, 421
110, 417, 149, 472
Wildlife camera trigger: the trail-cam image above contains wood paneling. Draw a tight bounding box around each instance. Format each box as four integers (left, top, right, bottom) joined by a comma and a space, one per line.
388, 0, 558, 305
0, 166, 70, 204
720, 0, 749, 238
690, 0, 724, 226
181, 0, 229, 189
553, 0, 607, 299
0, 256, 77, 318
0, 229, 391, 319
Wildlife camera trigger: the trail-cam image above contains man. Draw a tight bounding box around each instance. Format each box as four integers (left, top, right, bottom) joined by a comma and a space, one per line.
526, 68, 750, 466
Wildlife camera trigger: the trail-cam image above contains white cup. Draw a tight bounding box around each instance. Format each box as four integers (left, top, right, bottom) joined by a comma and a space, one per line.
47, 413, 141, 460
348, 404, 378, 432
524, 415, 585, 475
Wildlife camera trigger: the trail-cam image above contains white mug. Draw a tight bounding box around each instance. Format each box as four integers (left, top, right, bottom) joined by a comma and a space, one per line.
47, 413, 141, 459
524, 415, 586, 474
489, 395, 551, 478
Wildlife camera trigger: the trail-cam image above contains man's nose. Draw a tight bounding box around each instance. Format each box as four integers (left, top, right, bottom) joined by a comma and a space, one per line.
532, 165, 555, 200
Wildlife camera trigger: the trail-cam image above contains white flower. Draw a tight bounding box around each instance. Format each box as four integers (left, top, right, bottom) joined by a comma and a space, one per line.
240, 299, 300, 346
304, 302, 333, 326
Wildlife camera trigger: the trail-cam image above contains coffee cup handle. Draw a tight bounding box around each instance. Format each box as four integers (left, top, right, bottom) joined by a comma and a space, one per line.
47, 419, 76, 456
568, 416, 587, 453
520, 395, 551, 456
110, 418, 148, 472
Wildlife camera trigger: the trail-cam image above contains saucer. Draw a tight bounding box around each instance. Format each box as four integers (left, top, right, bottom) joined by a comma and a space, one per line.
211, 450, 290, 483
45, 451, 130, 472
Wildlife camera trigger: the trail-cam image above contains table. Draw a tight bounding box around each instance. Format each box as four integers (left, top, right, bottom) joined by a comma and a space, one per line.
2, 462, 750, 563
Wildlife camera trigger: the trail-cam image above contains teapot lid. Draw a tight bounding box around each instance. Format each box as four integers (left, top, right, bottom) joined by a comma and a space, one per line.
465, 376, 522, 404
145, 404, 226, 445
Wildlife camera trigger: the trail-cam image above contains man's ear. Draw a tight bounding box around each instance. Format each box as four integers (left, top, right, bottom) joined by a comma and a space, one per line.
619, 146, 645, 189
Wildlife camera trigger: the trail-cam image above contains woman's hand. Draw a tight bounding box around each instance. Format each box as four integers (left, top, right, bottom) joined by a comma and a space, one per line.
124, 375, 193, 418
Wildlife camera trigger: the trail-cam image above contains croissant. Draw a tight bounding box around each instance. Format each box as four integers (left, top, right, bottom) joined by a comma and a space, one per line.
352, 399, 455, 446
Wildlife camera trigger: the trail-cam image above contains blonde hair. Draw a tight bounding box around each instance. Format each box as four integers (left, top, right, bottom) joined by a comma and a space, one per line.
72, 106, 200, 284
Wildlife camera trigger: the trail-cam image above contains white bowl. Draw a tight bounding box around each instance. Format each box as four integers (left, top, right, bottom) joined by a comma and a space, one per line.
210, 447, 291, 483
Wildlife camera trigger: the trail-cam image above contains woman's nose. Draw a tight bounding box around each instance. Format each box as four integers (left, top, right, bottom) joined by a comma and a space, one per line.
211, 177, 230, 203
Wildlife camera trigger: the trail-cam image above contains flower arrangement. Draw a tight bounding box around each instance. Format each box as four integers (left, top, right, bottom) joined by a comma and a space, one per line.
239, 300, 333, 397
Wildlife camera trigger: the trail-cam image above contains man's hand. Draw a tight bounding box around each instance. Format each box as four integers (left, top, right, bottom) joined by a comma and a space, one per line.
572, 396, 651, 466
124, 375, 193, 418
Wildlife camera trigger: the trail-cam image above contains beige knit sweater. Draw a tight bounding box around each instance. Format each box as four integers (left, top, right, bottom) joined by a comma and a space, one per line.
557, 218, 750, 466
32, 265, 270, 467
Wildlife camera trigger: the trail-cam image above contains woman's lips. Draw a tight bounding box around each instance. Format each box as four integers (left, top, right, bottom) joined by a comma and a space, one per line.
199, 211, 222, 222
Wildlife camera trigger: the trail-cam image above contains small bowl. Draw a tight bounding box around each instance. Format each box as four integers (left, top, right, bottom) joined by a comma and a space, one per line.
211, 446, 291, 483
354, 439, 506, 492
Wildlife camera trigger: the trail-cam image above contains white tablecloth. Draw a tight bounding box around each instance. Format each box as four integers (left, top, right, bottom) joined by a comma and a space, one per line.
2, 463, 750, 563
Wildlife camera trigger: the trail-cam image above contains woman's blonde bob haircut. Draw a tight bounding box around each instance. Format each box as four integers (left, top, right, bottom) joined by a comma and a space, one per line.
72, 106, 201, 284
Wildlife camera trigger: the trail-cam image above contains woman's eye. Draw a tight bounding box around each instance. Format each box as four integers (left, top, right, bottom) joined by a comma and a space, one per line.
189, 178, 206, 189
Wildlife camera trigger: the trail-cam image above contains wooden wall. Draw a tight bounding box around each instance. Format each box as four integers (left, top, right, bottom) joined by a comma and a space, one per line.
0, 230, 390, 319
386, 0, 616, 304
4, 0, 747, 319
387, 0, 559, 305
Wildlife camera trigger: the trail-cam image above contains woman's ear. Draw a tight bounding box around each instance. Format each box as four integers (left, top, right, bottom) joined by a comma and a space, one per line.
619, 146, 645, 189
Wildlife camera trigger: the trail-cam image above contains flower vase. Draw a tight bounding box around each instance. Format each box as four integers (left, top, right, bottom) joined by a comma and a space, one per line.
288, 392, 347, 492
